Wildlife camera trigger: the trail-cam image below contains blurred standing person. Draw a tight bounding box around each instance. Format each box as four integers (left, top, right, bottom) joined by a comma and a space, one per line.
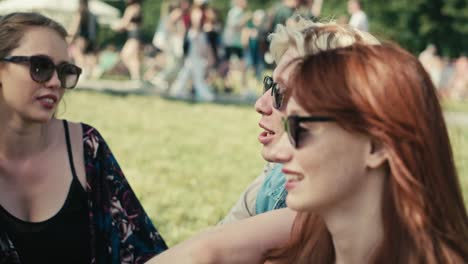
447, 56, 468, 100
242, 9, 267, 81
223, 0, 249, 61
296, 0, 323, 20
347, 0, 368, 32
179, 0, 192, 32
69, 0, 98, 79
204, 4, 222, 69
262, 0, 298, 69
268, 0, 298, 32
222, 0, 250, 94
203, 5, 224, 90
170, 3, 215, 102
149, 1, 186, 91
418, 44, 445, 89
112, 0, 143, 81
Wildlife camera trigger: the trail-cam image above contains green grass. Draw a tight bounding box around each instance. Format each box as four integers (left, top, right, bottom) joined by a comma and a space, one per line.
60, 91, 468, 246
442, 100, 468, 113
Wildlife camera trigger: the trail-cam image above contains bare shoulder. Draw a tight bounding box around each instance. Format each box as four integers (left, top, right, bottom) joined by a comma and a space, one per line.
62, 120, 84, 141
127, 4, 140, 14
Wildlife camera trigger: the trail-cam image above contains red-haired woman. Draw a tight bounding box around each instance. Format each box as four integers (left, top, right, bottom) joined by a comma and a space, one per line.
265, 42, 468, 263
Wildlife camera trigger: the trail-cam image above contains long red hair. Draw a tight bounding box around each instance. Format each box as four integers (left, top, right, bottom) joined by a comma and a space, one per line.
266, 43, 468, 263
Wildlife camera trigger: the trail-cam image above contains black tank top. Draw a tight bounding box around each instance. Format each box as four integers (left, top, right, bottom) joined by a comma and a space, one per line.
0, 120, 91, 264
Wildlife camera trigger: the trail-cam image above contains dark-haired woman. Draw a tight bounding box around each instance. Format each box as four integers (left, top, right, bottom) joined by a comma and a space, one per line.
0, 12, 167, 263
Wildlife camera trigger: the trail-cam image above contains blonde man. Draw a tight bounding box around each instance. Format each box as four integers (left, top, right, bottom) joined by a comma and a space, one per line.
221, 15, 379, 225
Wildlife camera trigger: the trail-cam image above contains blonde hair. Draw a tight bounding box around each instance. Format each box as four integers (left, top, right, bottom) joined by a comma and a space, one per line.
268, 15, 380, 64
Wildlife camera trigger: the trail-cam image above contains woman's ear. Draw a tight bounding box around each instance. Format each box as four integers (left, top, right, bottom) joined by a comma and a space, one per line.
366, 139, 388, 169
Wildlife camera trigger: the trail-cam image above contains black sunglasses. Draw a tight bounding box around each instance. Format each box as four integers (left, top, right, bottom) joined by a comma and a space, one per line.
263, 75, 284, 110
0, 55, 82, 89
283, 115, 335, 148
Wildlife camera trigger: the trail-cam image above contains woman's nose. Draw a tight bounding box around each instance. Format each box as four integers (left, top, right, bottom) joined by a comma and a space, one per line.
44, 70, 61, 89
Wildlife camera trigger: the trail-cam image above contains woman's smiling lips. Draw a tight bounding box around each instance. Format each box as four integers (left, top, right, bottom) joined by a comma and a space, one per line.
283, 167, 304, 191
36, 94, 58, 110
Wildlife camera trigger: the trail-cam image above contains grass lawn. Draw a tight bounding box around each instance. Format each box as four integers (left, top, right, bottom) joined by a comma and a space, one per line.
443, 100, 468, 113
60, 90, 468, 246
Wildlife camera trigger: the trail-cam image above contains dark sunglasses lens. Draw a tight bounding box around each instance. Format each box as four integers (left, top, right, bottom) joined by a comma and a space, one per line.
59, 64, 81, 88
30, 57, 55, 83
287, 117, 297, 147
272, 85, 283, 109
263, 76, 273, 93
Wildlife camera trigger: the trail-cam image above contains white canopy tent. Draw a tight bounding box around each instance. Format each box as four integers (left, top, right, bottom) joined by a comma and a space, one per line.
0, 0, 120, 27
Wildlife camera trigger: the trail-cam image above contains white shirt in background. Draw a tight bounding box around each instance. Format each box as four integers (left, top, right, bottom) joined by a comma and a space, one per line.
349, 10, 369, 32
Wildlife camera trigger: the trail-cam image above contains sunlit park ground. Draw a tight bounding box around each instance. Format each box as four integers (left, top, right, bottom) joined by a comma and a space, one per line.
60, 90, 468, 246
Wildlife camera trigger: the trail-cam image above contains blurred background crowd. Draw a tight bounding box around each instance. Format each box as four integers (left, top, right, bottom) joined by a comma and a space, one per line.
0, 0, 467, 101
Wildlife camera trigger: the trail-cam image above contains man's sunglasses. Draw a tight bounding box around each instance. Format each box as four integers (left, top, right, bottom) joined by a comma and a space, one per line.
283, 115, 335, 148
263, 75, 284, 110
0, 55, 82, 89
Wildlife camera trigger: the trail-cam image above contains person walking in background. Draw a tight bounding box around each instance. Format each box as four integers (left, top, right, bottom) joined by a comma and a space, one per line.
296, 0, 323, 20
347, 0, 368, 31
242, 9, 268, 81
262, 0, 299, 68
223, 0, 249, 62
268, 0, 298, 31
418, 43, 443, 89
446, 55, 468, 100
169, 1, 216, 102
203, 2, 222, 69
112, 0, 143, 81
222, 0, 250, 94
203, 4, 225, 90
149, 0, 187, 91
0, 12, 167, 263
69, 0, 98, 79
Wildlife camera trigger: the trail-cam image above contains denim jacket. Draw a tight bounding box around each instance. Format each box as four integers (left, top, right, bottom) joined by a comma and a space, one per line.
219, 162, 287, 225
255, 163, 287, 214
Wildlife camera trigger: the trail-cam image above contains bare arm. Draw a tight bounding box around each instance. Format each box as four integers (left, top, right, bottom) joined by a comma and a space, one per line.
147, 208, 295, 264
112, 5, 140, 31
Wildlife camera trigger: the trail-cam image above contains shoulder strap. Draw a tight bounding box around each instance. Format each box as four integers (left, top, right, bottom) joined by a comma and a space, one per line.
63, 120, 78, 180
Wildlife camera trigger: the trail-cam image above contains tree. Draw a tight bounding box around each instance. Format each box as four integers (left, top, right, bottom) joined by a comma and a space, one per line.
320, 0, 468, 57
